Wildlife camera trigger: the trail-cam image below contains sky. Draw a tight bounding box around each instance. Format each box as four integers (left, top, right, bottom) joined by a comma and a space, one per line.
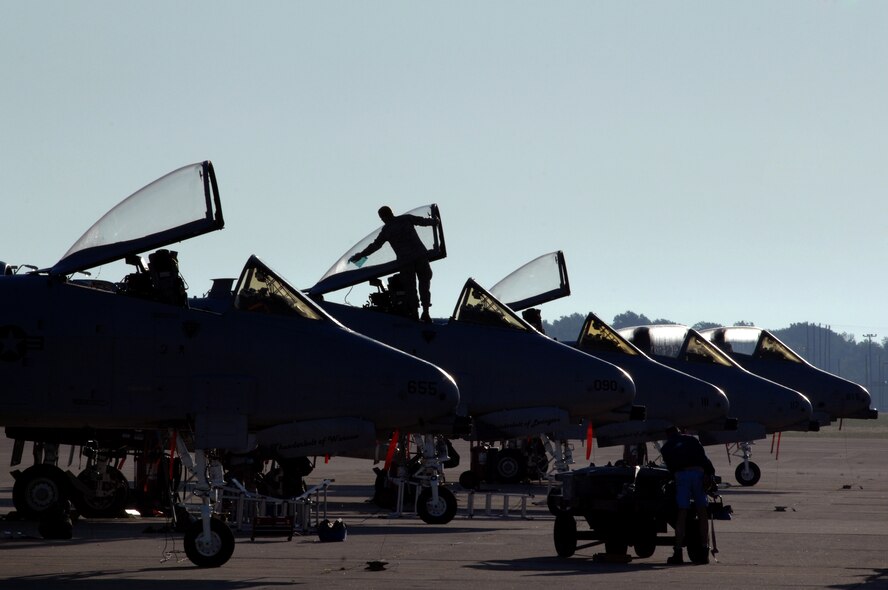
2, 2, 887, 340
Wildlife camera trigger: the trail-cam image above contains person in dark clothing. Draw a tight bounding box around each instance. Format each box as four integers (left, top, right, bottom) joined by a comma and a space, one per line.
349, 206, 438, 322
660, 426, 715, 564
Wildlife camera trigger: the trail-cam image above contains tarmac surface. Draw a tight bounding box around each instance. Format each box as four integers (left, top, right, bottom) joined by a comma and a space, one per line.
1, 427, 886, 589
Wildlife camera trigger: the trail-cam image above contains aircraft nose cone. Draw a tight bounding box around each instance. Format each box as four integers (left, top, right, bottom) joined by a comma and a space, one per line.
839, 382, 876, 419
773, 384, 813, 430
580, 361, 636, 416
698, 381, 730, 420
401, 361, 460, 416
434, 369, 460, 410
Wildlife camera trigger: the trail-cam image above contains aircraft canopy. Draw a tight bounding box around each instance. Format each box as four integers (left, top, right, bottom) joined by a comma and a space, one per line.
234, 255, 325, 321
308, 204, 445, 296
619, 325, 734, 367
704, 327, 805, 364
578, 312, 640, 356
451, 279, 530, 331
50, 161, 223, 276
489, 251, 570, 311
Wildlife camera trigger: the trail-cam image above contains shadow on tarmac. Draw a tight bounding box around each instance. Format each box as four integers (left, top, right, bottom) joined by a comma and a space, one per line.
1, 573, 298, 589
465, 554, 684, 576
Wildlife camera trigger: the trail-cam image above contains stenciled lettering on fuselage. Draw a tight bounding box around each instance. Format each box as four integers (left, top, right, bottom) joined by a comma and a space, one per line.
270, 432, 366, 453
490, 416, 564, 431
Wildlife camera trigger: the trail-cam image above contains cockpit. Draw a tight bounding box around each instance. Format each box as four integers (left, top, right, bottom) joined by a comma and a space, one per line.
619, 325, 734, 367
578, 314, 639, 356
704, 327, 804, 364
234, 256, 323, 320
118, 248, 187, 306
451, 279, 529, 331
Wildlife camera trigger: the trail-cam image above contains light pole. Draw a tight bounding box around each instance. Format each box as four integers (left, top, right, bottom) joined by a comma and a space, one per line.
881, 359, 888, 411
863, 333, 877, 391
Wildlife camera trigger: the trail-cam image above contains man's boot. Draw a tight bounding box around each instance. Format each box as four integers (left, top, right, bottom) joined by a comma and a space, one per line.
666, 547, 684, 565
420, 307, 431, 323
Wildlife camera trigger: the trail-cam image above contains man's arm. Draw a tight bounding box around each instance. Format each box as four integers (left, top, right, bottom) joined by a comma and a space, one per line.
350, 228, 388, 262
407, 214, 437, 228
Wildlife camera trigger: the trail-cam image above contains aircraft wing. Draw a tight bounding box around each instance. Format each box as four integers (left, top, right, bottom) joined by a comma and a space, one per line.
49, 161, 223, 276
307, 204, 445, 296
488, 251, 570, 311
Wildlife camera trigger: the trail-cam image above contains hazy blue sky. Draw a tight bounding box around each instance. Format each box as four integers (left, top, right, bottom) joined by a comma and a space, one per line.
3, 2, 887, 339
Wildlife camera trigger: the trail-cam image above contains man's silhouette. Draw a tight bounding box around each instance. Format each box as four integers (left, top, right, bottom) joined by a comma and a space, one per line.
660, 426, 715, 564
349, 206, 438, 322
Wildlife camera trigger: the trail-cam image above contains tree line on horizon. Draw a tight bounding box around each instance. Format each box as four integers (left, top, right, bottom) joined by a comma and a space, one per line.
542, 311, 887, 403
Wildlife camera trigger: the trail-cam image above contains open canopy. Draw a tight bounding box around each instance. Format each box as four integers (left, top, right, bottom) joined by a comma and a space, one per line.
308, 204, 445, 296
489, 251, 570, 311
50, 161, 223, 277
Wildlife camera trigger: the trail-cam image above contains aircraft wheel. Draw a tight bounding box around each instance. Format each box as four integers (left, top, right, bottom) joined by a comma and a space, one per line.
417, 486, 457, 525
12, 464, 68, 519
493, 449, 525, 484
73, 465, 129, 518
735, 462, 761, 486
184, 518, 235, 568
553, 513, 577, 557
547, 488, 571, 516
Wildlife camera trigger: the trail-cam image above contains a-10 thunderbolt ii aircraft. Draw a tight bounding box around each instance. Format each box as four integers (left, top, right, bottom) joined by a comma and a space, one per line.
700, 326, 877, 426
305, 207, 638, 518
618, 324, 817, 486
0, 162, 459, 567
487, 252, 734, 482
490, 252, 734, 447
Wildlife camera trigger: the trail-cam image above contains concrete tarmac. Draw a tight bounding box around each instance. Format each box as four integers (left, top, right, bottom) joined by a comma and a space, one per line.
1, 429, 886, 589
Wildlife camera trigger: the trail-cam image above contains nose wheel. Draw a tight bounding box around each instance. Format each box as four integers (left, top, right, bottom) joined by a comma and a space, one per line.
416, 486, 457, 524
732, 441, 762, 486
184, 518, 235, 568
735, 461, 761, 486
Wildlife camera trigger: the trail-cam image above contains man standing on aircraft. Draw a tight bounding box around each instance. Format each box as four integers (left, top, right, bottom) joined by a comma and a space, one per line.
349, 206, 438, 322
660, 426, 715, 565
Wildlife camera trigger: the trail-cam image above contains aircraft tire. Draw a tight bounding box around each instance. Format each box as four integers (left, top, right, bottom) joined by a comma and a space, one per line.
416, 486, 457, 525
735, 462, 761, 487
73, 465, 129, 518
553, 513, 577, 557
493, 449, 526, 484
184, 518, 235, 567
12, 464, 69, 519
